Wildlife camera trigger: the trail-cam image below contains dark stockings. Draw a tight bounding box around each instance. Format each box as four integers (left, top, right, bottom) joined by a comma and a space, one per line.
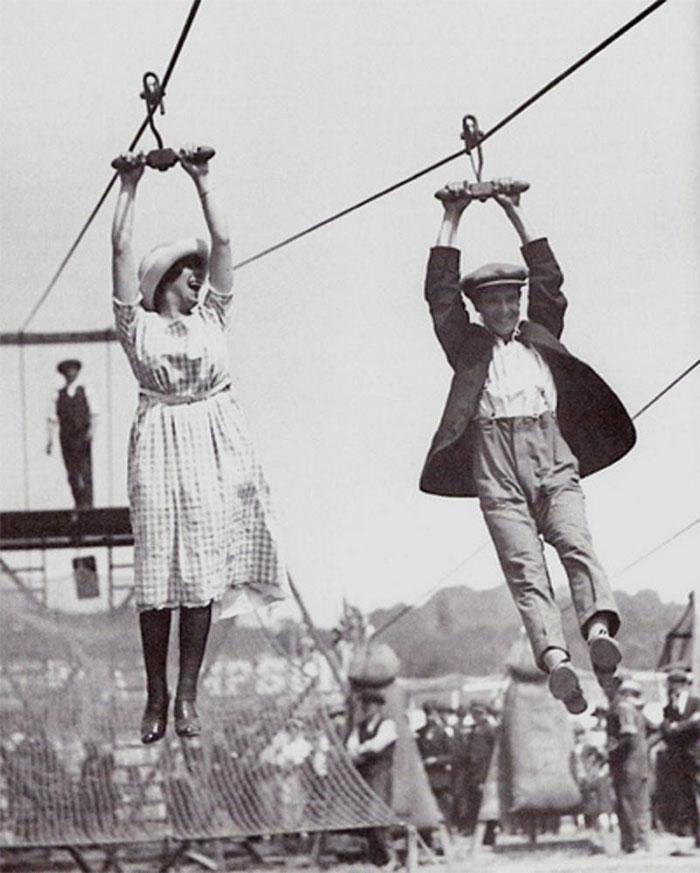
176, 604, 212, 702
139, 608, 172, 707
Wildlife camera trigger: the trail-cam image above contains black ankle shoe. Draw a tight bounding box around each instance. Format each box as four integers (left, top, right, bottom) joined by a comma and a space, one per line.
141, 696, 169, 744
174, 698, 201, 737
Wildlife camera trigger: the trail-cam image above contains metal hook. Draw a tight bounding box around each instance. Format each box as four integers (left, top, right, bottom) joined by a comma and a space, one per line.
461, 114, 484, 183
140, 71, 166, 150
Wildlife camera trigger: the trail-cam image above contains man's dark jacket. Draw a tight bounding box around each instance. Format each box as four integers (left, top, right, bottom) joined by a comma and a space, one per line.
420, 238, 636, 497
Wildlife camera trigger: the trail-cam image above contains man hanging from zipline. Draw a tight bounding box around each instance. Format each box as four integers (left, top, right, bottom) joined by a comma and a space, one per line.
420, 177, 636, 713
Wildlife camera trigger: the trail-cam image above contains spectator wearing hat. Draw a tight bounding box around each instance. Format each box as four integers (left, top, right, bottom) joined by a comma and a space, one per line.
661, 669, 700, 849
463, 700, 497, 842
46, 358, 97, 508
110, 149, 286, 743
416, 700, 454, 826
420, 179, 635, 714
346, 689, 397, 867
607, 678, 651, 853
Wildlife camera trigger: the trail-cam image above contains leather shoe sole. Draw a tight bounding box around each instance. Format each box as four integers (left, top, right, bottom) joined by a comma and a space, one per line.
588, 634, 621, 672
548, 662, 588, 715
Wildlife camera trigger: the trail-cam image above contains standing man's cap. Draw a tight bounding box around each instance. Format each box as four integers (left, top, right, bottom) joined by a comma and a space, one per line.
57, 359, 82, 375
138, 237, 209, 310
618, 678, 643, 697
461, 263, 527, 300
666, 668, 692, 685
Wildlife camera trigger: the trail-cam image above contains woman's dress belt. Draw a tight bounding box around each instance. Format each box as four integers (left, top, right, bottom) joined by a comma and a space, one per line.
139, 381, 231, 406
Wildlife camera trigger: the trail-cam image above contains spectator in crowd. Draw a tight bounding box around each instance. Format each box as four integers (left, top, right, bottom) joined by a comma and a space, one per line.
463, 700, 497, 844
570, 725, 613, 852
450, 704, 472, 833
416, 700, 453, 825
261, 717, 313, 832
46, 359, 97, 508
607, 678, 651, 854
346, 689, 397, 868
661, 669, 700, 851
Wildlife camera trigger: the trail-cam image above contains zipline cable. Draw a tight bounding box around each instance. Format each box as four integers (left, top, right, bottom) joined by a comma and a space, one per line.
371, 542, 489, 640
613, 516, 700, 579
373, 355, 699, 639
20, 0, 667, 327
631, 358, 700, 420
232, 0, 668, 270
19, 0, 204, 333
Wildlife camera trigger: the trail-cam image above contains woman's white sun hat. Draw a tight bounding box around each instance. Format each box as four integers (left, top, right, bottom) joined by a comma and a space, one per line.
138, 237, 209, 310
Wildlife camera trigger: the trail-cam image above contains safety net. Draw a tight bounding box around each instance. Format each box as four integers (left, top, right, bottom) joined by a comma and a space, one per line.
0, 585, 399, 851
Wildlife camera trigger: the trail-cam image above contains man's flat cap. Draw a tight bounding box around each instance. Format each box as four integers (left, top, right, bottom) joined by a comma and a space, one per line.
461, 262, 527, 299
666, 668, 692, 684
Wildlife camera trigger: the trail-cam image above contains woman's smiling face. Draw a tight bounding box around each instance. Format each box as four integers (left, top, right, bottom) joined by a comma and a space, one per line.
167, 255, 207, 312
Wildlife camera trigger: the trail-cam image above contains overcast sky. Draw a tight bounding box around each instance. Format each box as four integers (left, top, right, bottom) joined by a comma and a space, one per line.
1, 0, 698, 626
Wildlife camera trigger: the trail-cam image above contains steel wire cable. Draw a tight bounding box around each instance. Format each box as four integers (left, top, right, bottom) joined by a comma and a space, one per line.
19, 0, 204, 333
231, 0, 668, 271
20, 0, 666, 326
631, 358, 700, 420
613, 516, 700, 579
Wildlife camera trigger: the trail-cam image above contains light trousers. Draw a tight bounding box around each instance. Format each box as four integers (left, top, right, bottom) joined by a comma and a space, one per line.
472, 412, 619, 667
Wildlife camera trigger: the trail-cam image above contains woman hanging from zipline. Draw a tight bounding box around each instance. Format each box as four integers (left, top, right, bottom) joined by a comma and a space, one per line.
111, 148, 286, 743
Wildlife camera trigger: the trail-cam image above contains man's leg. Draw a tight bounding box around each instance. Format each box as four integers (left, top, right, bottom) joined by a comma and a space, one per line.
61, 443, 82, 507
534, 421, 621, 681
473, 419, 585, 712
80, 443, 94, 508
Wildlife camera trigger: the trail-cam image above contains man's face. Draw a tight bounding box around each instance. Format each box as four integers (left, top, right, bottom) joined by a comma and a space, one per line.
474, 286, 521, 338
668, 681, 686, 701
63, 365, 80, 384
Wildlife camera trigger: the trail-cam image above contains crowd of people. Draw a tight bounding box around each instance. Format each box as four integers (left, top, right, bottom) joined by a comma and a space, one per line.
573, 668, 700, 856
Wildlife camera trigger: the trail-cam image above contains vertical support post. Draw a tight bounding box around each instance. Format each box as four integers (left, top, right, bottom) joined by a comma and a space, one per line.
693, 589, 699, 695
18, 342, 30, 509
405, 825, 418, 873
106, 339, 114, 506
108, 542, 114, 611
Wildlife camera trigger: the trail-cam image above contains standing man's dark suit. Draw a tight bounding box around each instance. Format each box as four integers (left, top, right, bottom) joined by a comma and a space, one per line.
662, 678, 700, 847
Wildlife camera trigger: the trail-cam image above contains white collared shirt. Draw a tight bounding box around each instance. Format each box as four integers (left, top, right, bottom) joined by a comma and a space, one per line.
346, 714, 398, 757
477, 324, 557, 419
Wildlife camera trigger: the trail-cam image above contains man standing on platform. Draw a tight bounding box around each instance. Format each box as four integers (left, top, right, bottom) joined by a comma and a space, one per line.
46, 359, 97, 508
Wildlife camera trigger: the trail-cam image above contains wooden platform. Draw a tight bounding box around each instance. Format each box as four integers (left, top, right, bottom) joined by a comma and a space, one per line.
0, 508, 133, 551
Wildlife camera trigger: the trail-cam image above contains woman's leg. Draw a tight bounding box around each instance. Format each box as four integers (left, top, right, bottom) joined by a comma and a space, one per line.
138, 607, 172, 743
175, 603, 212, 736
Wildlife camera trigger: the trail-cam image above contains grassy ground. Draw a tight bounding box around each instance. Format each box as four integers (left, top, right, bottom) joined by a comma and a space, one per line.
2, 831, 699, 872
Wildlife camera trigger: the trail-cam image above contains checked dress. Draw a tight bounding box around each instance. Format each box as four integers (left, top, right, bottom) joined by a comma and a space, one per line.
113, 286, 287, 615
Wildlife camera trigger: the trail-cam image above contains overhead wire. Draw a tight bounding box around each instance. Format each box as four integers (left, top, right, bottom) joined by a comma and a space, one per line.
20, 0, 667, 325
19, 0, 204, 333
613, 516, 700, 580
231, 0, 667, 271
631, 358, 700, 420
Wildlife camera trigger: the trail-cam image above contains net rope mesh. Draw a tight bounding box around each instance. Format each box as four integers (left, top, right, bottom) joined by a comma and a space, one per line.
0, 587, 399, 850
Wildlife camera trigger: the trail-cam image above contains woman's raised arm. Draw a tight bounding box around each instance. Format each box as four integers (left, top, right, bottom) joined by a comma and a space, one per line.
111, 155, 145, 303
180, 149, 232, 295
